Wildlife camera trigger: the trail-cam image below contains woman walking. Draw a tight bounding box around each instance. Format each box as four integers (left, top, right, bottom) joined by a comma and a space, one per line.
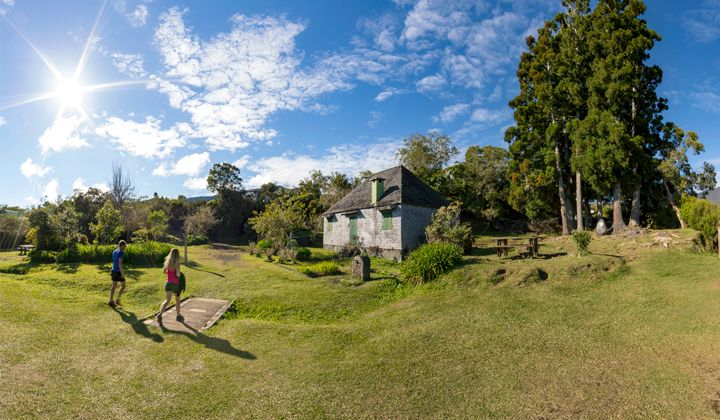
157, 248, 184, 324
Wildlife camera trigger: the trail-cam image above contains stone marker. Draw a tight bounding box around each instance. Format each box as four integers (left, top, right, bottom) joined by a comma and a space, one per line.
595, 219, 608, 236
352, 255, 370, 281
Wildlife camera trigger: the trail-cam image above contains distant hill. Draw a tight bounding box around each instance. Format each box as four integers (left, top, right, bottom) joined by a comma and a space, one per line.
704, 188, 720, 204
185, 195, 216, 203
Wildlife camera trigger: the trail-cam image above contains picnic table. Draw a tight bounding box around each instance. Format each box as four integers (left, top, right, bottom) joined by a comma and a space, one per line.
17, 244, 34, 255
494, 237, 541, 258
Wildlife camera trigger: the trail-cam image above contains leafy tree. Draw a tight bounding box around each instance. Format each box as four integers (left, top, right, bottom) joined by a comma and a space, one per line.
658, 125, 715, 228
320, 172, 354, 210
207, 163, 242, 194
396, 132, 457, 185
72, 187, 109, 241
90, 201, 124, 244
425, 202, 472, 251
248, 199, 304, 250
147, 210, 169, 241
27, 207, 59, 250
51, 202, 81, 246
463, 146, 511, 220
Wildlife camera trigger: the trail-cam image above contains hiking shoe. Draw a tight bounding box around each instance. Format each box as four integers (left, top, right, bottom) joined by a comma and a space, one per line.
176, 315, 184, 322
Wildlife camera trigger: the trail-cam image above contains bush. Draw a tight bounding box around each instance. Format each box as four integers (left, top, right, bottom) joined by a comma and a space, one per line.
399, 243, 463, 284
256, 239, 273, 251
187, 234, 209, 245
425, 203, 472, 252
298, 261, 343, 277
680, 196, 720, 251
296, 247, 311, 261
571, 230, 592, 256
32, 241, 173, 266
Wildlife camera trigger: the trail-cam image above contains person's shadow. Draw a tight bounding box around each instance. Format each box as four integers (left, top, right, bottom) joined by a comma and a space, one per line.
159, 322, 256, 360
113, 307, 164, 343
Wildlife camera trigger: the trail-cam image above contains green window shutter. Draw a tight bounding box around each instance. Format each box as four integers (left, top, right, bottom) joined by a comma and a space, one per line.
349, 216, 358, 243
327, 217, 333, 231
382, 211, 392, 230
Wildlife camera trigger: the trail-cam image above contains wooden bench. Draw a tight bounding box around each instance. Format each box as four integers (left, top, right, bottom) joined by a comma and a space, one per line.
17, 244, 34, 255
494, 237, 541, 258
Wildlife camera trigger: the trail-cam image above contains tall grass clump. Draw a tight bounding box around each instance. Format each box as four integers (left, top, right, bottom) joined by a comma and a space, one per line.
298, 261, 342, 277
680, 196, 720, 251
399, 243, 463, 285
571, 230, 592, 256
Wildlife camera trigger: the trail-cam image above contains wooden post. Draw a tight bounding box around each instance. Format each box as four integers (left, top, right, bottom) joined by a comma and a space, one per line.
184, 232, 188, 266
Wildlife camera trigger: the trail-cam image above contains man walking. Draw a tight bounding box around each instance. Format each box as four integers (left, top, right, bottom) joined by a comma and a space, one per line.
109, 240, 126, 307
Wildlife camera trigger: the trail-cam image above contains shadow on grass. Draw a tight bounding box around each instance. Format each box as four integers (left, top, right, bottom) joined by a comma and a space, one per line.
112, 307, 164, 343
160, 322, 256, 360
185, 260, 226, 278
97, 265, 145, 279
54, 263, 80, 274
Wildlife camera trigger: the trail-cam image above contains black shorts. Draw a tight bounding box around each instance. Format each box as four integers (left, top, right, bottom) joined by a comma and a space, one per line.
111, 271, 125, 282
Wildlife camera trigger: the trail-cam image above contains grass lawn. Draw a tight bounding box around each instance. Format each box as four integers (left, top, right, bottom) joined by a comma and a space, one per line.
3, 231, 720, 417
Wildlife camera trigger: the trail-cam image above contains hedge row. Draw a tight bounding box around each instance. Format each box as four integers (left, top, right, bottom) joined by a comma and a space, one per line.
30, 241, 174, 266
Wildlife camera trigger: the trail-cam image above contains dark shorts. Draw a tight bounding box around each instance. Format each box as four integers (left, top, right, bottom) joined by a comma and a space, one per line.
165, 282, 181, 295
111, 271, 125, 282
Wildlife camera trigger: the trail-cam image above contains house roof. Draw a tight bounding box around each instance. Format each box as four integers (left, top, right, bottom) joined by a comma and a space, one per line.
323, 165, 449, 216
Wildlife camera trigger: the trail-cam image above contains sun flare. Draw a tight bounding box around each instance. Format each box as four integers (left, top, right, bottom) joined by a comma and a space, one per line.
55, 78, 84, 108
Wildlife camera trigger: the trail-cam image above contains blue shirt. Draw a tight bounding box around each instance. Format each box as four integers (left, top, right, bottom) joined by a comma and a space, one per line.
112, 248, 124, 272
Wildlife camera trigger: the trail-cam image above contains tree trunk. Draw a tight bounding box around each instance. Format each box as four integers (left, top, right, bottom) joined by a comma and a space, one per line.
576, 171, 584, 231
628, 184, 641, 228
664, 180, 687, 229
555, 142, 572, 235
584, 199, 591, 229
612, 183, 627, 234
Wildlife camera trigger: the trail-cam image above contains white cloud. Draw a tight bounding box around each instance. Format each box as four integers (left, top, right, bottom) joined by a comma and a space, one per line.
683, 1, 720, 43
95, 116, 188, 159
111, 52, 147, 78
690, 91, 720, 114
375, 88, 406, 102
20, 158, 52, 178
0, 0, 14, 15
183, 177, 207, 190
0, 116, 6, 127
416, 74, 446, 93
153, 152, 210, 177
233, 154, 251, 169
72, 177, 109, 193
127, 4, 149, 27
38, 116, 89, 155
25, 196, 39, 205
152, 8, 413, 152
43, 179, 59, 202
246, 141, 401, 188
368, 111, 384, 128
357, 13, 400, 52
434, 103, 470, 124
470, 107, 508, 123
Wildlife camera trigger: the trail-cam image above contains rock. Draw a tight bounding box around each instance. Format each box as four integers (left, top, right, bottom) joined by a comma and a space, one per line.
351, 255, 370, 281
595, 219, 608, 236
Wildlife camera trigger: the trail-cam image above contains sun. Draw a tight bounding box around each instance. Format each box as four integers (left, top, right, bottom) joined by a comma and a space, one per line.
55, 78, 84, 108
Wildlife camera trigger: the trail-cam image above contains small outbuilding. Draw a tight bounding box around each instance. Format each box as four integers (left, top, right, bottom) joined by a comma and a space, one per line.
322, 165, 448, 261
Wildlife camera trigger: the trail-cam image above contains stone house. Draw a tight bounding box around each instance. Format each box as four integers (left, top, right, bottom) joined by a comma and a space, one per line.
322, 165, 448, 260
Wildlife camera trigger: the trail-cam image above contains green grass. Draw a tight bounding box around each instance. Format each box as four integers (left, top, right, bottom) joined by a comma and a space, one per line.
3, 230, 720, 417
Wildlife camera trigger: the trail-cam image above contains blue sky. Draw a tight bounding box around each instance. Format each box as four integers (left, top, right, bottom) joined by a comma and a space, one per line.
1, 0, 718, 207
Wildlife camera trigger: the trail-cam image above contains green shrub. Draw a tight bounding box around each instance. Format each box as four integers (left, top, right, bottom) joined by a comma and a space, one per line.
187, 234, 209, 245
257, 239, 272, 250
425, 203, 472, 252
296, 247, 311, 261
32, 241, 173, 266
399, 243, 463, 284
680, 196, 720, 252
571, 230, 592, 256
298, 261, 342, 277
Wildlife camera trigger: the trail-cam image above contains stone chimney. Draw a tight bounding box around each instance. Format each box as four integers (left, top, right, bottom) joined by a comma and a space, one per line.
371, 177, 385, 205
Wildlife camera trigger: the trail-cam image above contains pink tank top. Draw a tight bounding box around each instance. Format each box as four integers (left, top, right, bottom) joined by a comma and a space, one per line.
166, 269, 179, 284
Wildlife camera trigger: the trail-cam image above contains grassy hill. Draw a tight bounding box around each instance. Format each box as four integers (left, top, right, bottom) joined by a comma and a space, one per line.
2, 230, 720, 417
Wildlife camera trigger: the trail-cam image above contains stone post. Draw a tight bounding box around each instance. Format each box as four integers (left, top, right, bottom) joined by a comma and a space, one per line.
352, 255, 370, 281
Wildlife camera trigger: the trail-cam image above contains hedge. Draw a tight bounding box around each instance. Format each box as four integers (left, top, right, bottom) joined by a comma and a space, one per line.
32, 241, 173, 266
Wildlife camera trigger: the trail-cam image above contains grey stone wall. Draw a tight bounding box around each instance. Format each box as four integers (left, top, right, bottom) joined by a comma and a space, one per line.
323, 207, 402, 251
400, 205, 437, 253
323, 204, 438, 260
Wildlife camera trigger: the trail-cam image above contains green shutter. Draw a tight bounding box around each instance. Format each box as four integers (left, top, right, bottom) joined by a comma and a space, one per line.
349, 216, 358, 243
382, 211, 392, 230
327, 216, 333, 231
